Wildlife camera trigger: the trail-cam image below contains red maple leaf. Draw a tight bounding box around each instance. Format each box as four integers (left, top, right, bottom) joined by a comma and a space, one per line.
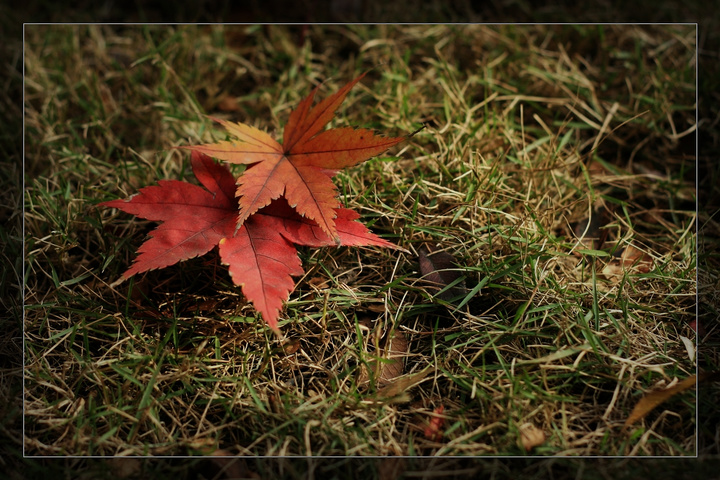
184, 72, 406, 241
101, 151, 398, 331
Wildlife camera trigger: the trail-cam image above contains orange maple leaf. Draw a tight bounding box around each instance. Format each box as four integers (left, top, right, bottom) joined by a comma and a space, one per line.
184, 72, 406, 241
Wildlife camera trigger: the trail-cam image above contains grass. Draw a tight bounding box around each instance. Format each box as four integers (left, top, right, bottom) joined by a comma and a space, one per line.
23, 25, 696, 457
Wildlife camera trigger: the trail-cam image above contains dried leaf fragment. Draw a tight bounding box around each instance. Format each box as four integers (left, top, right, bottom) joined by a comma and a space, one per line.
679, 335, 695, 364
519, 423, 546, 451
423, 405, 445, 441
308, 276, 330, 290
602, 245, 654, 281
372, 367, 434, 401
283, 339, 301, 355
620, 245, 653, 272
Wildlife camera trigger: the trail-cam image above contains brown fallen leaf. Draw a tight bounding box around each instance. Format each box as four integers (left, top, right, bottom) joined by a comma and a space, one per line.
358, 329, 408, 387
601, 258, 624, 280
619, 244, 653, 273
282, 338, 301, 355
572, 206, 612, 250
519, 423, 546, 451
374, 367, 433, 400
418, 245, 467, 303
624, 374, 699, 427
602, 245, 654, 281
308, 276, 330, 290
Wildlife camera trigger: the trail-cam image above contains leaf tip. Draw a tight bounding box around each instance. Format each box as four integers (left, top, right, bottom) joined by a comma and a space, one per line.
269, 324, 283, 338
262, 313, 283, 334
